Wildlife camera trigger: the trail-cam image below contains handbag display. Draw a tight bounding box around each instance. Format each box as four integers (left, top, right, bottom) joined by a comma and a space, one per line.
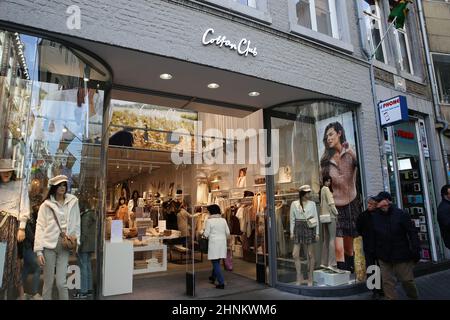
320, 214, 331, 224
198, 235, 208, 254
306, 216, 318, 228
49, 206, 77, 252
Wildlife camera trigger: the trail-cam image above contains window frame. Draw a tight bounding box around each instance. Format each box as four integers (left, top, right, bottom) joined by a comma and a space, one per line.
288, 0, 354, 53
199, 0, 272, 24
394, 26, 414, 75
431, 52, 450, 105
361, 0, 388, 63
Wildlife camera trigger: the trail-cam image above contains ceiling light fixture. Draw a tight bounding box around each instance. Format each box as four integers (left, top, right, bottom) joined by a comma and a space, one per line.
207, 83, 220, 89
160, 73, 173, 80
62, 128, 68, 133
248, 91, 260, 97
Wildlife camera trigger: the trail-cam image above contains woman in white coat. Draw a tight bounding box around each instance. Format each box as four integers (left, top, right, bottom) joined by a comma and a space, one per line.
34, 175, 80, 300
203, 204, 230, 289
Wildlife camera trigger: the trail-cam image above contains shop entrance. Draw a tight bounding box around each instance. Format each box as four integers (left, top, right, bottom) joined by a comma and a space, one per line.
103, 91, 268, 298
389, 119, 439, 262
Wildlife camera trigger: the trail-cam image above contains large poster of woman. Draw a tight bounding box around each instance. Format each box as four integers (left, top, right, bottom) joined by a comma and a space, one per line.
316, 112, 362, 273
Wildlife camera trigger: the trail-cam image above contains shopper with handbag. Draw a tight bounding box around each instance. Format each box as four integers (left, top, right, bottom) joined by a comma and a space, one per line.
203, 204, 230, 289
34, 175, 80, 300
319, 176, 339, 272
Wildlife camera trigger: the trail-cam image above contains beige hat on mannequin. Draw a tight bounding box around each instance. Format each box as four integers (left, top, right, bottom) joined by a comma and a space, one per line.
298, 185, 312, 192
49, 175, 69, 186
0, 159, 15, 172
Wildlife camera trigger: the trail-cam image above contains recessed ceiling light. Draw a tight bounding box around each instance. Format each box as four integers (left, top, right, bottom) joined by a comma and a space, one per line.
207, 83, 220, 89
249, 91, 260, 97
62, 128, 68, 133
160, 73, 173, 80
83, 77, 89, 82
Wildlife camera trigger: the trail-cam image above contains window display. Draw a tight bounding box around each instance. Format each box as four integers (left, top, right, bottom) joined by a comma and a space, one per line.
0, 29, 111, 300
270, 101, 363, 287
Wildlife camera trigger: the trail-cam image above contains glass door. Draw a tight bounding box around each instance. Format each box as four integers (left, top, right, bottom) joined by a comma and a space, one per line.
393, 120, 433, 261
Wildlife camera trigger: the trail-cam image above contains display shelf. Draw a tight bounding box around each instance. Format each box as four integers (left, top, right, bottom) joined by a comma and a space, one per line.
132, 242, 167, 275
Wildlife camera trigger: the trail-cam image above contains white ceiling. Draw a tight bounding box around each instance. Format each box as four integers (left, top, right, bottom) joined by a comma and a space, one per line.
58, 35, 329, 112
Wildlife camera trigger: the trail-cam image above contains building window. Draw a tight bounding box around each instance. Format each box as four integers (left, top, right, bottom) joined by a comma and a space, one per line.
200, 0, 271, 23
394, 27, 414, 75
361, 0, 386, 63
235, 0, 257, 9
288, 0, 353, 52
294, 0, 339, 38
432, 53, 450, 104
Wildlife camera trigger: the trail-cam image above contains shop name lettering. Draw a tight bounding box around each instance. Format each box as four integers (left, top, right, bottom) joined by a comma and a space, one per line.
202, 28, 258, 57
395, 129, 414, 140
380, 98, 400, 109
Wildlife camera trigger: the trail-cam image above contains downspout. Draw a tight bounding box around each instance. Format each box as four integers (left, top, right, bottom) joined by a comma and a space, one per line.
417, 0, 450, 183
356, 1, 388, 193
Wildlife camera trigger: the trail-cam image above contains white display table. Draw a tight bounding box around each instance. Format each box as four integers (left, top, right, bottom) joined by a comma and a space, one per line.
103, 240, 134, 296
133, 242, 167, 275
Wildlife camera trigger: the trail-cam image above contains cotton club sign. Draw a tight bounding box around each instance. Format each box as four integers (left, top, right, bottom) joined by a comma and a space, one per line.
201, 28, 258, 57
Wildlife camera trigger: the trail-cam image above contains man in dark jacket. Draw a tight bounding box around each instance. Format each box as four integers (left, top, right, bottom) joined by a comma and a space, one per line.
371, 191, 420, 300
356, 195, 383, 299
437, 185, 450, 250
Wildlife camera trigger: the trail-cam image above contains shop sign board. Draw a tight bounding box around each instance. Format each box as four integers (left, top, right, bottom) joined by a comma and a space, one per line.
202, 28, 258, 57
378, 96, 408, 127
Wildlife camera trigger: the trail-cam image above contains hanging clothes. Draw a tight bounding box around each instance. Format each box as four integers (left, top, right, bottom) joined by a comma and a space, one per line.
275, 202, 286, 257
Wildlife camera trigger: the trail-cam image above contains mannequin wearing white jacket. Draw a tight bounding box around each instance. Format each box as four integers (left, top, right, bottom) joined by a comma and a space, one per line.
35, 175, 80, 300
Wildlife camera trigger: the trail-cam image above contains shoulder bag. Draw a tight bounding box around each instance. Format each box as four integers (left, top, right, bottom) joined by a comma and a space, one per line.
49, 205, 77, 252
198, 235, 208, 254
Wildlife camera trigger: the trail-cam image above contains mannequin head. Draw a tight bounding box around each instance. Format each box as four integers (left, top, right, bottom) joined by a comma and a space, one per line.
46, 181, 68, 200
299, 190, 312, 201
0, 170, 14, 183
239, 168, 246, 178
322, 175, 334, 193
0, 159, 16, 183
119, 197, 126, 206
132, 190, 139, 201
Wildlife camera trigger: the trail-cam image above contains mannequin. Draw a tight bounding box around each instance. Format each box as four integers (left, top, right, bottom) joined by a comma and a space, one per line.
236, 168, 247, 188
320, 176, 340, 271
290, 185, 319, 286
127, 190, 139, 229
0, 158, 30, 299
115, 197, 129, 227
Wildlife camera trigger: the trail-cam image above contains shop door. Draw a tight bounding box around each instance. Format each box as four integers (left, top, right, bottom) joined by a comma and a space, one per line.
393, 120, 437, 262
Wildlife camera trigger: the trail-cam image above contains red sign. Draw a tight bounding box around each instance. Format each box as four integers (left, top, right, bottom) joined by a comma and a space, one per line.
395, 129, 414, 140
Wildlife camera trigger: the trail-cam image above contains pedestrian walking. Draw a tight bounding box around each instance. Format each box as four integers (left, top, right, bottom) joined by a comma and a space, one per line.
371, 191, 420, 300
203, 204, 230, 289
356, 195, 383, 299
437, 184, 450, 250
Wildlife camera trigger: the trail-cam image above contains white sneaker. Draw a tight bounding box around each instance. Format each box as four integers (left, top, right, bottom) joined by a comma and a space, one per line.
31, 293, 43, 300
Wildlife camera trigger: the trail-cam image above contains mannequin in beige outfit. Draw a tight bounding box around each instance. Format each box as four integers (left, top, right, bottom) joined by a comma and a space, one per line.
319, 176, 340, 272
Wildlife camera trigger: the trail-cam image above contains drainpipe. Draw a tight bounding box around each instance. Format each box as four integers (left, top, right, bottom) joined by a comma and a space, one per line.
356, 1, 388, 192
417, 0, 450, 183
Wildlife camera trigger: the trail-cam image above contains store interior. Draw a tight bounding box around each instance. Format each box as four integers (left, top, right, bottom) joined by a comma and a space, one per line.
104, 91, 269, 283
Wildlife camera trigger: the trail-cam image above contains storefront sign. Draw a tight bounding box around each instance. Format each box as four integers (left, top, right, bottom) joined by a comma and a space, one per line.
202, 28, 258, 57
378, 96, 408, 127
